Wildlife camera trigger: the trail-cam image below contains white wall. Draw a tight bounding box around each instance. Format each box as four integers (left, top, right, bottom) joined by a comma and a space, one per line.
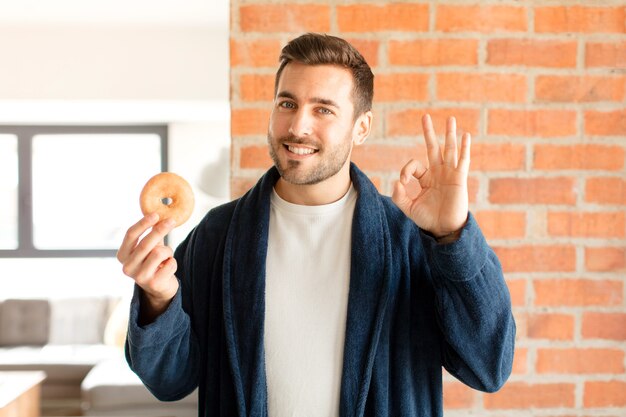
0, 25, 226, 100
0, 6, 230, 298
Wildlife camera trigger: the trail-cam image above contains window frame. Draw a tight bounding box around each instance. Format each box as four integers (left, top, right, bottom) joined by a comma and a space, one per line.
0, 125, 168, 258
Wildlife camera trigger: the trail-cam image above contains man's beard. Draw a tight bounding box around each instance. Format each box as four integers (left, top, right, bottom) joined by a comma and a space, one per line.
267, 133, 352, 185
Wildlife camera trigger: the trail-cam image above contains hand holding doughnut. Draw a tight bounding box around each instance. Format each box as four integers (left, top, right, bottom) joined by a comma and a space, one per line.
117, 214, 179, 325
139, 172, 195, 227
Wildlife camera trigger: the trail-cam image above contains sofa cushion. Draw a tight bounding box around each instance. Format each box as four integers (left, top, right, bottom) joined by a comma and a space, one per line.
48, 298, 115, 344
0, 345, 121, 369
103, 298, 130, 350
0, 299, 50, 346
0, 345, 122, 399
82, 358, 197, 412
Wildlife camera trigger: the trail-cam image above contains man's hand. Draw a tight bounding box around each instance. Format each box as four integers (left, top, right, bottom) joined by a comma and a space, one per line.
117, 213, 180, 323
392, 114, 470, 239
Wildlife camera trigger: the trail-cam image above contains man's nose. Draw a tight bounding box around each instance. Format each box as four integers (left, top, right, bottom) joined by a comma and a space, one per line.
288, 109, 313, 137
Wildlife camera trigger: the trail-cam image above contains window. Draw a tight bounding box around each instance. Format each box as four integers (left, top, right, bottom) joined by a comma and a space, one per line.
0, 134, 18, 249
0, 126, 167, 257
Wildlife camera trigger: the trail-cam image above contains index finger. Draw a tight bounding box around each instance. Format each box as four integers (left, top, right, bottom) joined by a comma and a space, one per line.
116, 213, 159, 263
421, 114, 443, 167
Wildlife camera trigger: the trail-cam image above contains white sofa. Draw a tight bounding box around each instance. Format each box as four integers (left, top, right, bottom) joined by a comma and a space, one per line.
81, 357, 197, 417
0, 297, 197, 416
0, 297, 121, 409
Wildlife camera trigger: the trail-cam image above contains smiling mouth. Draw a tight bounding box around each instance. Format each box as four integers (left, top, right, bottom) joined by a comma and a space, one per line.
284, 144, 318, 155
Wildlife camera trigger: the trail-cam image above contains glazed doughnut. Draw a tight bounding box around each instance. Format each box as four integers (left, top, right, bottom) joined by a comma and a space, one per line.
139, 172, 195, 227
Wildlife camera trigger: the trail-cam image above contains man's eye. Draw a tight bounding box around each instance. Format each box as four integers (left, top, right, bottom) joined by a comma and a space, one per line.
279, 101, 295, 109
318, 107, 333, 115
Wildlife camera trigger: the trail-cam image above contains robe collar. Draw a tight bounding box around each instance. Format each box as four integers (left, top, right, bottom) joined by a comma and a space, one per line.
222, 163, 392, 416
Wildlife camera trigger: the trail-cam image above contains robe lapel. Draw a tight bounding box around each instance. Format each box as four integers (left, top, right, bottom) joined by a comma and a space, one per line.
221, 164, 390, 417
340, 163, 393, 417
222, 167, 280, 417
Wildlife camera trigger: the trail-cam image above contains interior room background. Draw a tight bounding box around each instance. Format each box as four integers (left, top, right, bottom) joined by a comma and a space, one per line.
0, 0, 230, 299
0, 0, 624, 416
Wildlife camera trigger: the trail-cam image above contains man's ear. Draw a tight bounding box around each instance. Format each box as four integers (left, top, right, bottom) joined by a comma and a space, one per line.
353, 110, 373, 146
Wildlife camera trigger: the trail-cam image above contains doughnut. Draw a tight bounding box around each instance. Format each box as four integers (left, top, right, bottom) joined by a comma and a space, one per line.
139, 172, 195, 227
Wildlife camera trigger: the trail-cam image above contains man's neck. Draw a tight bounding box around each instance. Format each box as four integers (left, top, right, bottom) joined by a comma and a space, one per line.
274, 165, 352, 206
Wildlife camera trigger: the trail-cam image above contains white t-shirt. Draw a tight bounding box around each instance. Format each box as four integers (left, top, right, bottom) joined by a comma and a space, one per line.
264, 185, 356, 417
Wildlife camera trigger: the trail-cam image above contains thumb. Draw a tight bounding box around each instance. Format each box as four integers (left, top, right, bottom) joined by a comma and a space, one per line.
392, 180, 413, 218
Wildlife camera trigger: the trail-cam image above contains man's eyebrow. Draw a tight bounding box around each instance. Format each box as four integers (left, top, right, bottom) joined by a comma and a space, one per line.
276, 91, 297, 101
312, 97, 340, 108
276, 91, 340, 109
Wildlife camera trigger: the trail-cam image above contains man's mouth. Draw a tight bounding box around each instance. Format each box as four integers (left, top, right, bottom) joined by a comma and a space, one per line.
284, 144, 318, 155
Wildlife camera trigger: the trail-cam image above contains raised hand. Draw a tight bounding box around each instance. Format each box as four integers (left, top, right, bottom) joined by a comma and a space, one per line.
392, 114, 470, 239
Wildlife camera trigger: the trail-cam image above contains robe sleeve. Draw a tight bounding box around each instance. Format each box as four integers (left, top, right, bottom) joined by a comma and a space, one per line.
420, 212, 516, 392
124, 235, 200, 401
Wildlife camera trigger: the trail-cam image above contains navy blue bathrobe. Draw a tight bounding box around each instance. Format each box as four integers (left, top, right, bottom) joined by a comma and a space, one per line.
126, 163, 515, 416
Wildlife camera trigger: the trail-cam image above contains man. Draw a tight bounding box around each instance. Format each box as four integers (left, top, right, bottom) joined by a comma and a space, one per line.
118, 33, 515, 416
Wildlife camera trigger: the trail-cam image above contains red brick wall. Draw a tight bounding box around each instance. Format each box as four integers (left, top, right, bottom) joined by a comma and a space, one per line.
230, 1, 626, 414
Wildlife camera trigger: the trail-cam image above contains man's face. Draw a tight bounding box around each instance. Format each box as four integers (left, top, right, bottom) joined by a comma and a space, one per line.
268, 62, 361, 186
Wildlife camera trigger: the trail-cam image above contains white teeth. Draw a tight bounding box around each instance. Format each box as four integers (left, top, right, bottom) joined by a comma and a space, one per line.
287, 145, 316, 155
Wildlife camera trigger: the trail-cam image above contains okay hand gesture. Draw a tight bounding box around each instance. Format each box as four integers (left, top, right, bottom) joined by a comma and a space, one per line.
392, 114, 470, 239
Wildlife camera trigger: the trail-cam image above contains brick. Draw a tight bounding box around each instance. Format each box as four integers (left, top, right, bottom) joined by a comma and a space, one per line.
337, 3, 428, 32
535, 75, 625, 102
239, 4, 330, 33
468, 176, 479, 204
475, 211, 526, 239
239, 145, 272, 169
231, 108, 271, 136
436, 5, 527, 32
506, 278, 526, 307
534, 144, 625, 171
541, 415, 581, 417
240, 74, 275, 102
389, 39, 478, 66
443, 381, 476, 409
512, 347, 527, 374
527, 313, 574, 340
488, 109, 576, 137
585, 110, 626, 136
535, 6, 625, 33
436, 73, 526, 103
374, 73, 429, 102
487, 39, 577, 68
386, 108, 480, 138
514, 312, 528, 339
351, 145, 420, 171
230, 176, 258, 199
537, 348, 624, 374
484, 382, 575, 409
586, 41, 626, 68
586, 177, 626, 205
534, 279, 623, 307
494, 245, 576, 273
548, 211, 626, 238
346, 38, 380, 67
584, 380, 626, 407
489, 177, 577, 205
230, 38, 282, 67
585, 247, 626, 272
583, 312, 626, 341
470, 143, 526, 171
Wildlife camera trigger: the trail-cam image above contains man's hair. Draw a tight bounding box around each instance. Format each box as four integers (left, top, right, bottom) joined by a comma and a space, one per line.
274, 33, 374, 119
